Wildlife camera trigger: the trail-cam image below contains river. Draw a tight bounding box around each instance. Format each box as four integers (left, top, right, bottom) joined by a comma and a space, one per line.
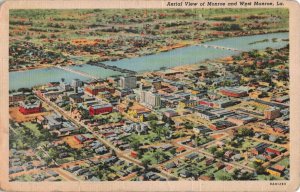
9, 32, 288, 90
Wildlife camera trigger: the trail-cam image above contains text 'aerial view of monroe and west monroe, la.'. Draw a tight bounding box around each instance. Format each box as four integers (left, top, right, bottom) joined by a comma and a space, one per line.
9, 9, 290, 182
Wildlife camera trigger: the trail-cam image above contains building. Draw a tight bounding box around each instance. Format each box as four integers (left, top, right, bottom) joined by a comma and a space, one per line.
155, 69, 184, 79
89, 103, 113, 116
119, 75, 137, 89
251, 143, 270, 155
60, 82, 72, 91
196, 111, 218, 121
69, 93, 84, 103
9, 92, 26, 103
71, 79, 83, 88
209, 120, 236, 130
152, 79, 162, 90
266, 165, 285, 177
264, 107, 281, 120
140, 91, 161, 108
85, 84, 114, 96
19, 100, 42, 115
71, 79, 83, 93
219, 87, 248, 98
226, 114, 257, 126
265, 145, 286, 156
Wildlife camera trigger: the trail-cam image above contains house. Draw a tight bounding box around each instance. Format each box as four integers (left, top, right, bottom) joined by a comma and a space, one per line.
67, 165, 81, 173
224, 150, 234, 159
255, 154, 267, 163
74, 135, 86, 144
131, 151, 138, 158
9, 166, 24, 174
179, 170, 192, 178
225, 165, 234, 173
199, 175, 213, 181
185, 153, 198, 160
205, 158, 214, 166
95, 146, 108, 154
19, 100, 42, 115
252, 143, 270, 155
216, 162, 225, 170
265, 145, 286, 156
176, 146, 186, 153
231, 154, 242, 161
165, 162, 176, 170
266, 165, 285, 177
144, 172, 157, 180
47, 170, 59, 177
74, 168, 89, 176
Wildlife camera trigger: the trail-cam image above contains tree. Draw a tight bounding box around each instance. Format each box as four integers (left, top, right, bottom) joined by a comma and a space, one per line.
209, 146, 217, 154
253, 161, 265, 174
242, 67, 254, 77
69, 25, 76, 30
238, 128, 254, 137
214, 150, 225, 158
141, 158, 151, 170
130, 138, 141, 151
147, 113, 158, 121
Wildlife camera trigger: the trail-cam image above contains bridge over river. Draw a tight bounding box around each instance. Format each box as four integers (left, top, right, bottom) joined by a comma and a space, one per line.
198, 44, 244, 52
88, 62, 137, 75
55, 65, 98, 80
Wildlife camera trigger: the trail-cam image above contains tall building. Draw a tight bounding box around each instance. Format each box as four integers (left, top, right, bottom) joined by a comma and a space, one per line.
119, 76, 137, 89
140, 90, 161, 108
71, 79, 83, 93
264, 107, 281, 119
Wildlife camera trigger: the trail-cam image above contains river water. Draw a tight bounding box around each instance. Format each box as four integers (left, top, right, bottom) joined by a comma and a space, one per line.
9, 32, 288, 90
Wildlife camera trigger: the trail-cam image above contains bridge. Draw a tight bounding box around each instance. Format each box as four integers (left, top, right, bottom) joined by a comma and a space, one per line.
55, 65, 98, 80
198, 44, 244, 52
88, 62, 137, 75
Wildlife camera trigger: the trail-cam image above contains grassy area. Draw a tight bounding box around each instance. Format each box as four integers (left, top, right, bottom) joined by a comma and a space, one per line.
277, 157, 289, 167
214, 169, 233, 180
23, 122, 41, 137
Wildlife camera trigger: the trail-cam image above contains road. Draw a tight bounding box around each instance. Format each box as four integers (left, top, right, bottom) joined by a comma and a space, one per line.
34, 93, 179, 179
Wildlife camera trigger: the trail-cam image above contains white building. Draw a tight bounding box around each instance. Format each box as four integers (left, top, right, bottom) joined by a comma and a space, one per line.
119, 76, 137, 89
140, 90, 161, 108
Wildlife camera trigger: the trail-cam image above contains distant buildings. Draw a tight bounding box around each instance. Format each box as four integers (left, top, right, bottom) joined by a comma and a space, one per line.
9, 92, 26, 104
119, 76, 137, 89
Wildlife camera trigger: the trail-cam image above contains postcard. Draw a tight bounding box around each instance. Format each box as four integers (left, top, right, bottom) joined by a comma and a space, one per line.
0, 0, 300, 191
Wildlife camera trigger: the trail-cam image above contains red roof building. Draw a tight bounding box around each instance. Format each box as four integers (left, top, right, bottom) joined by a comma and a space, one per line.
219, 87, 248, 98
89, 103, 113, 116
19, 100, 42, 115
